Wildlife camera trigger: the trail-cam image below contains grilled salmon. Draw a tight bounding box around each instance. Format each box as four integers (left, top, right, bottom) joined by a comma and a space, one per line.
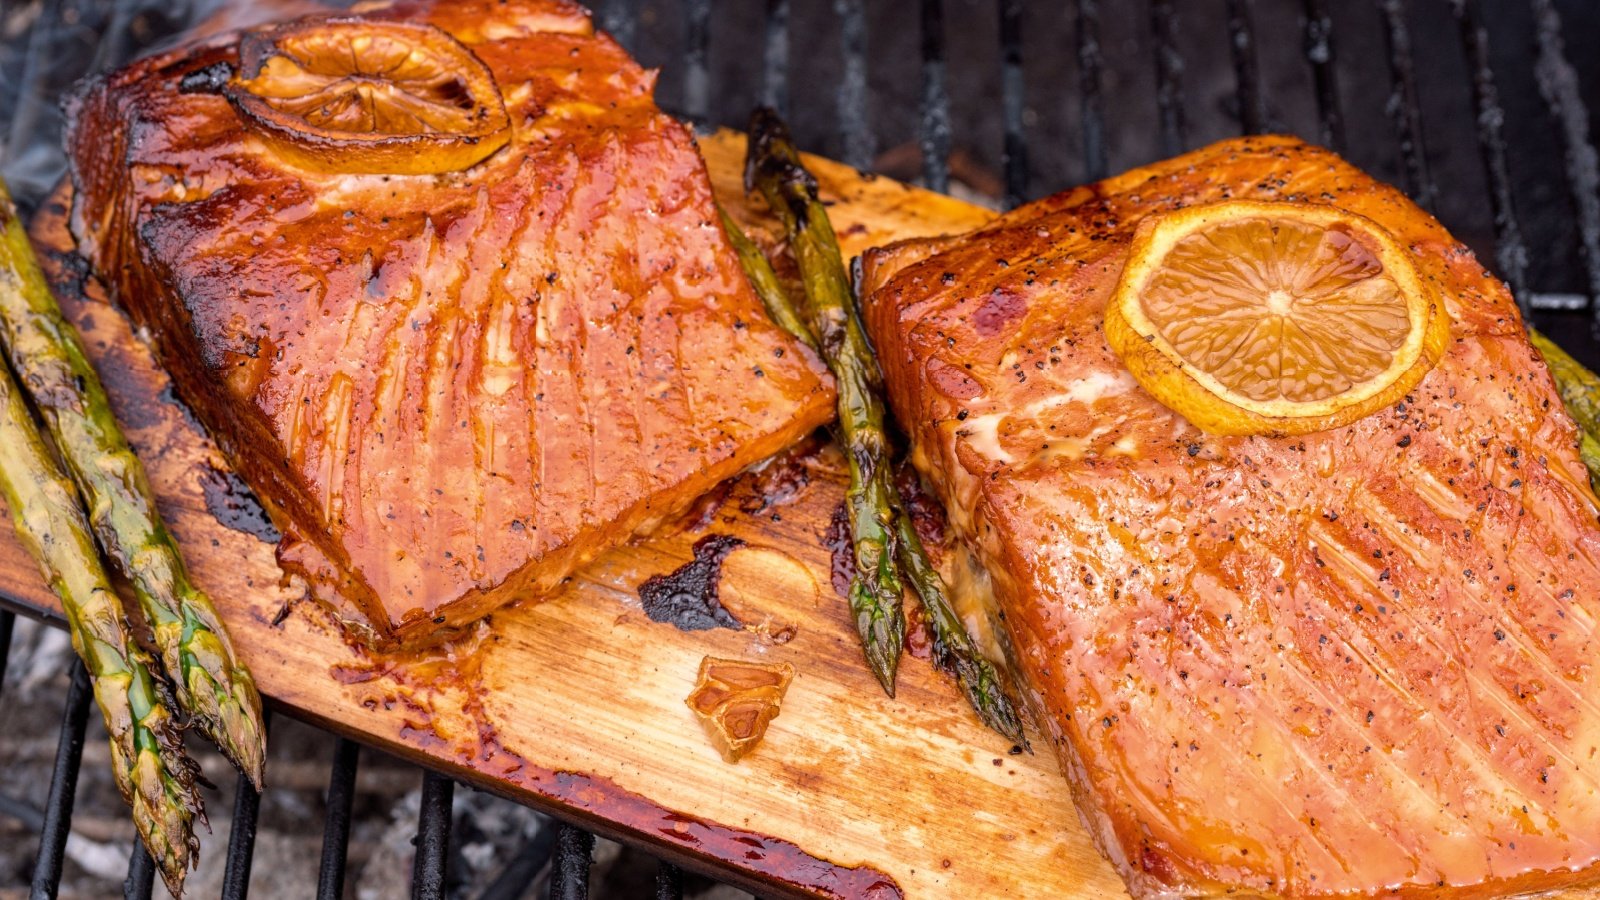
65, 0, 833, 645
860, 136, 1600, 897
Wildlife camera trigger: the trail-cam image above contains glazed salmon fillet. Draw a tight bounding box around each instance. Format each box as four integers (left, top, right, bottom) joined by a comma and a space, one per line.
65, 0, 832, 645
860, 136, 1600, 897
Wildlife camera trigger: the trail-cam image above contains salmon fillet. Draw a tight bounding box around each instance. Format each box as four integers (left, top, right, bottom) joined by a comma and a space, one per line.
65, 0, 833, 645
860, 136, 1600, 897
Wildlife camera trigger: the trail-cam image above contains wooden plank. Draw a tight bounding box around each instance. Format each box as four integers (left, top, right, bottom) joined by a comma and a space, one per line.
0, 130, 1125, 899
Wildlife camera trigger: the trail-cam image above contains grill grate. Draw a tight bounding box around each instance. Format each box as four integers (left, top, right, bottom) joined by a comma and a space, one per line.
1456, 0, 1533, 309
219, 711, 265, 900
316, 738, 360, 900
1528, 0, 1600, 328
5, 1, 1600, 897
29, 662, 91, 898
411, 773, 456, 900
127, 843, 157, 900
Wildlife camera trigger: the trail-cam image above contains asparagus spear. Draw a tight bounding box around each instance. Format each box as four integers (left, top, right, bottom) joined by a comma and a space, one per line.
0, 353, 202, 896
0, 180, 264, 786
745, 108, 907, 695
721, 170, 1028, 737
1530, 328, 1600, 487
891, 509, 1027, 745
719, 206, 818, 353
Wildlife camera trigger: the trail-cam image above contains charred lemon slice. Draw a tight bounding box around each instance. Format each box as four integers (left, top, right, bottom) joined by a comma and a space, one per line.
1105, 200, 1449, 436
224, 18, 511, 175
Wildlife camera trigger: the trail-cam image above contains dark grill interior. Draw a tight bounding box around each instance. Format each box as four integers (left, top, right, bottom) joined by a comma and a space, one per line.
3, 1, 1600, 897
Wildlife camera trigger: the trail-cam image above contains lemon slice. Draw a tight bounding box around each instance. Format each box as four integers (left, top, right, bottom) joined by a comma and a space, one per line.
1105, 200, 1449, 436
224, 18, 511, 175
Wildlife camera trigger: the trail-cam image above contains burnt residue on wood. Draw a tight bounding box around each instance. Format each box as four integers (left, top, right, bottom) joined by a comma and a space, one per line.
678, 438, 825, 532
199, 465, 281, 543
737, 442, 816, 515
895, 463, 949, 563
676, 479, 734, 531
638, 534, 746, 631
823, 502, 854, 601
158, 381, 204, 431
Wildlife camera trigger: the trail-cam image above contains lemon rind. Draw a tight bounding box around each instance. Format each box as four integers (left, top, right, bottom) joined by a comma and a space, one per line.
1107, 199, 1449, 436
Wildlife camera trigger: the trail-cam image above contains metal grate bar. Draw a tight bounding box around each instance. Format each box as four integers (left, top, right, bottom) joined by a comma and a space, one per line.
0, 609, 14, 702
1149, 0, 1188, 156
30, 661, 91, 900
1077, 0, 1107, 182
655, 861, 683, 900
919, 0, 951, 192
548, 823, 595, 900
411, 772, 455, 900
1225, 0, 1267, 135
220, 716, 267, 900
316, 738, 361, 900
1376, 0, 1438, 209
999, 0, 1027, 209
683, 0, 712, 124
1450, 0, 1531, 309
762, 0, 790, 115
836, 0, 872, 169
1300, 0, 1345, 151
1527, 0, 1600, 327
123, 845, 154, 900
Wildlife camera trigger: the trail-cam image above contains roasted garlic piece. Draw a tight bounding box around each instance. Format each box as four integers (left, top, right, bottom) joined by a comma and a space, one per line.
685, 657, 795, 763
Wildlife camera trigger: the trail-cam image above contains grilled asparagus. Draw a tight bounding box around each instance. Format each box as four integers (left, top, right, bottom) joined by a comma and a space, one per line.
1531, 328, 1600, 486
0, 179, 264, 786
719, 206, 819, 353
0, 347, 201, 896
745, 108, 907, 695
722, 173, 1027, 739
891, 509, 1028, 745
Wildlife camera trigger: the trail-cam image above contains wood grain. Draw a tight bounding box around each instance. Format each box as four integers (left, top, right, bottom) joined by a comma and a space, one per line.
0, 130, 1124, 899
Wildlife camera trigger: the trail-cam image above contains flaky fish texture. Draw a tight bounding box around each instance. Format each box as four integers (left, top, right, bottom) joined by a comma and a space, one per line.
860, 135, 1600, 898
66, 0, 833, 645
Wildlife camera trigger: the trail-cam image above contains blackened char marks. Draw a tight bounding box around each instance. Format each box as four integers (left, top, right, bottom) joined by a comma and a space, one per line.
638, 534, 746, 631
895, 463, 948, 562
200, 465, 281, 543
178, 60, 234, 95
823, 502, 853, 601
738, 440, 817, 515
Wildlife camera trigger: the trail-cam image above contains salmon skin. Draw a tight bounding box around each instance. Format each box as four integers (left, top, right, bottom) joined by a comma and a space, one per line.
65, 0, 833, 646
860, 136, 1600, 897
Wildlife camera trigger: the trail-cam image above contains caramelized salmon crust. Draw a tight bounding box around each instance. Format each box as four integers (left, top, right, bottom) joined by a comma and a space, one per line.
66, 0, 833, 645
861, 136, 1600, 898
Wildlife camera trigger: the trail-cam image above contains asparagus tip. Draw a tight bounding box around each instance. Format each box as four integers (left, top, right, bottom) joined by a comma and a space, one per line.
854, 582, 906, 698
207, 686, 267, 789
864, 644, 899, 699
955, 658, 1028, 748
